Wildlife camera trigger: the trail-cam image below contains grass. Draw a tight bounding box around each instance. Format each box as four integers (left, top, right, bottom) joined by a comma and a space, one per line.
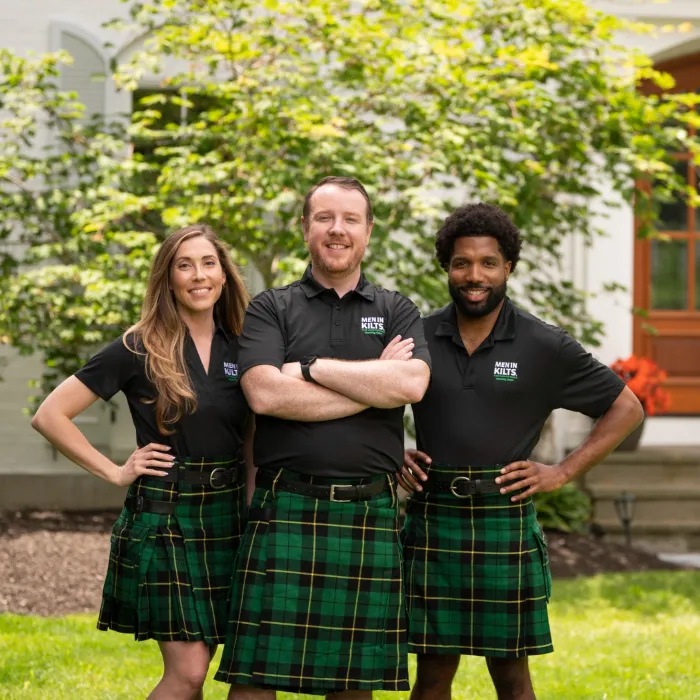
1, 572, 699, 699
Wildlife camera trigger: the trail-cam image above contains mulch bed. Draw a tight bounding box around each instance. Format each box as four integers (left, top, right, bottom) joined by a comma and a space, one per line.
0, 510, 685, 617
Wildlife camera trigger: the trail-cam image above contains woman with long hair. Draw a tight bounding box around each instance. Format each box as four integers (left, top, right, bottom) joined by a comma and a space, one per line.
32, 224, 252, 699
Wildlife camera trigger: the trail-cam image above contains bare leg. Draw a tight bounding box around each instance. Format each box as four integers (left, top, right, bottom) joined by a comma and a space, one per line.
326, 692, 372, 700
227, 685, 276, 700
191, 645, 218, 700
410, 654, 461, 700
148, 640, 211, 700
486, 657, 536, 700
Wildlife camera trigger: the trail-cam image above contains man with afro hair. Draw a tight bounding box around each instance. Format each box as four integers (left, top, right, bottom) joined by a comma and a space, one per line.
398, 203, 643, 700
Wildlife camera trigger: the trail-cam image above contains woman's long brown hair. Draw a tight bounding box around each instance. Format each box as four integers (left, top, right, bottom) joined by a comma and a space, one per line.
125, 224, 249, 435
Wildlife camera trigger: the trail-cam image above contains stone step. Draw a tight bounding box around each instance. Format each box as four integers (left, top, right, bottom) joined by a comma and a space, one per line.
588, 485, 700, 499
593, 497, 700, 523
601, 447, 700, 465
586, 463, 700, 485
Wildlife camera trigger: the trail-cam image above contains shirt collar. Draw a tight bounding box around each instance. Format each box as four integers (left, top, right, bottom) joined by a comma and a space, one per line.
435, 297, 516, 347
299, 264, 375, 301
184, 317, 232, 343
214, 317, 232, 342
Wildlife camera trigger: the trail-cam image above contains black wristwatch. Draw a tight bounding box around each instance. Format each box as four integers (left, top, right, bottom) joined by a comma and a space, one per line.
300, 355, 318, 383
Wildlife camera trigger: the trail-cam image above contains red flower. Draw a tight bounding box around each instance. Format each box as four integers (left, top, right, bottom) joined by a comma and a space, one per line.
609, 355, 671, 416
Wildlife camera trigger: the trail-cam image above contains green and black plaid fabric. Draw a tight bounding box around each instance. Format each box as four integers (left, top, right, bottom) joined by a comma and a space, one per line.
402, 462, 553, 658
214, 469, 409, 695
98, 456, 246, 644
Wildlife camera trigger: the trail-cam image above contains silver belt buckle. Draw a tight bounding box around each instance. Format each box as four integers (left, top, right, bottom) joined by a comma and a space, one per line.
209, 467, 228, 489
450, 476, 472, 499
329, 484, 352, 502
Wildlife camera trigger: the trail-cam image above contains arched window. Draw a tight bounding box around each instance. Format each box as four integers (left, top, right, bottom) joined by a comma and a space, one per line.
635, 51, 700, 414
50, 23, 107, 119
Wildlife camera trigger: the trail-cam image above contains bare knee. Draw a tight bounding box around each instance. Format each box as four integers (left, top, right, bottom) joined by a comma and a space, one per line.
157, 641, 211, 696
486, 657, 535, 700
412, 654, 461, 700
171, 659, 209, 692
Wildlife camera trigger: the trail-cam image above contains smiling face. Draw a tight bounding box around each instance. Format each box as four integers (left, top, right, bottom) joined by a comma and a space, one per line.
302, 184, 373, 279
169, 235, 226, 317
448, 236, 511, 319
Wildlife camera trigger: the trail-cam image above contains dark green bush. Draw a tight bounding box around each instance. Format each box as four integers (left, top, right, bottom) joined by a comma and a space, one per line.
534, 484, 592, 533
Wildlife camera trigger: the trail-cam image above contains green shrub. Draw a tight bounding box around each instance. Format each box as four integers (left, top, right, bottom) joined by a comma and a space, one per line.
534, 483, 591, 533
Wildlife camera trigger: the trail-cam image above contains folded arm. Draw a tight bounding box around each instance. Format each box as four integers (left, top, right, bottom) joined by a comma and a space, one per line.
241, 365, 369, 421
309, 357, 431, 408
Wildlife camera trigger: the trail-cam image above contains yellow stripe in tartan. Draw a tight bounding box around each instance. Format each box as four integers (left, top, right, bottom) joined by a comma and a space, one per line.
259, 670, 386, 683
249, 517, 393, 531
414, 500, 529, 511
229, 489, 271, 655
135, 484, 173, 495
145, 582, 228, 591
517, 501, 524, 649
262, 620, 390, 633
346, 498, 369, 685
178, 486, 239, 497
299, 497, 319, 681
416, 594, 548, 604
410, 545, 538, 555
266, 568, 398, 582
414, 641, 553, 652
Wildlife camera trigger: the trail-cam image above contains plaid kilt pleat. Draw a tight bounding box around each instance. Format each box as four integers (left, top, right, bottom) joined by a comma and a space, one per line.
98, 456, 246, 644
214, 470, 409, 695
402, 462, 553, 658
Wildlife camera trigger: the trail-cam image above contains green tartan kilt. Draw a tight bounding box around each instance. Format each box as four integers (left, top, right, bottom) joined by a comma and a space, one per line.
402, 462, 553, 658
214, 469, 409, 695
98, 456, 246, 644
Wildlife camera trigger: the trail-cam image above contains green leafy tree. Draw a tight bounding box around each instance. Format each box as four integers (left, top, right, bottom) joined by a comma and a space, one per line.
0, 0, 698, 407
0, 50, 157, 409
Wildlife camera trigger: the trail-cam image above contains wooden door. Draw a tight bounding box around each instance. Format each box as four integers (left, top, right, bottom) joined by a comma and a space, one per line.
635, 53, 700, 414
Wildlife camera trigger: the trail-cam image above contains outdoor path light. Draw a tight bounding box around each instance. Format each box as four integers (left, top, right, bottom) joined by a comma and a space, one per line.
613, 491, 636, 548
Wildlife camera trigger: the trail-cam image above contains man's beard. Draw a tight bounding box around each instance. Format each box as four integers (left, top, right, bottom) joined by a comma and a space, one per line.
449, 279, 507, 318
309, 244, 364, 277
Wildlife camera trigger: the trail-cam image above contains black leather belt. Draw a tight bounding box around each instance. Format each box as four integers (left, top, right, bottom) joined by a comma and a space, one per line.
257, 471, 388, 502
422, 473, 502, 498
155, 464, 241, 490
125, 496, 177, 515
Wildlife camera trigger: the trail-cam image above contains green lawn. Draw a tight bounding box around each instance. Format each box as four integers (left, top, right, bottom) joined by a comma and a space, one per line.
1, 572, 699, 699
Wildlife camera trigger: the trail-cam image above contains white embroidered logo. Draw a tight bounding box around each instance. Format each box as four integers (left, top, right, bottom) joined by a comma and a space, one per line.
494, 361, 518, 382
224, 362, 239, 382
361, 316, 385, 335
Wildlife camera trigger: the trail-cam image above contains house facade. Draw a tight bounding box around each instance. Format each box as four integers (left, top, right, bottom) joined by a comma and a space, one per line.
0, 0, 698, 512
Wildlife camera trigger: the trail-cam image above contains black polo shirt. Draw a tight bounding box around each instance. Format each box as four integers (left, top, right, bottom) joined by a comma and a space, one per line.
239, 265, 432, 477
75, 325, 249, 459
412, 299, 626, 466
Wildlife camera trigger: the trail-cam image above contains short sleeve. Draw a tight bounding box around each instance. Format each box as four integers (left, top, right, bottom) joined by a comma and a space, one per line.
553, 332, 625, 418
238, 291, 286, 376
385, 294, 432, 370
74, 335, 141, 401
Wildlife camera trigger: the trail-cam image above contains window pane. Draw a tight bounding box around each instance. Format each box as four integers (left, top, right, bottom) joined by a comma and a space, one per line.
656, 159, 689, 231
651, 239, 688, 310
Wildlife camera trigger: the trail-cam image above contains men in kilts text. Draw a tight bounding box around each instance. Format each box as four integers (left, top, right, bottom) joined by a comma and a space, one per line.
398, 204, 644, 700
215, 176, 432, 698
